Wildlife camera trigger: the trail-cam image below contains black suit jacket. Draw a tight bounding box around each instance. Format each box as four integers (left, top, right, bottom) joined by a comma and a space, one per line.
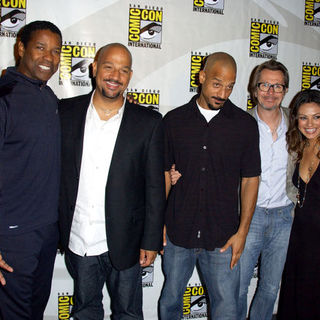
58, 93, 165, 270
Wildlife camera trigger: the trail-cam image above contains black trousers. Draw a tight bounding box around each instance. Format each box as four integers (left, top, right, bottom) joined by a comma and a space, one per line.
0, 223, 59, 320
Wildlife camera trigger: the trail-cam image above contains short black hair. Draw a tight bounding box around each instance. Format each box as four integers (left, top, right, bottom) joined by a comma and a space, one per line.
19, 20, 62, 48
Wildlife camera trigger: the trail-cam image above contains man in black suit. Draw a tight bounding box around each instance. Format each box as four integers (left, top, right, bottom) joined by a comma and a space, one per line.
59, 43, 165, 320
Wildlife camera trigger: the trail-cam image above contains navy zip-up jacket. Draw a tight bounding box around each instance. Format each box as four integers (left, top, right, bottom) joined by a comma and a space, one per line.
0, 67, 60, 235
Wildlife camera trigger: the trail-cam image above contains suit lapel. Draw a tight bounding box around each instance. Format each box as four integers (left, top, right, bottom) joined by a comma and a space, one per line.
107, 102, 136, 185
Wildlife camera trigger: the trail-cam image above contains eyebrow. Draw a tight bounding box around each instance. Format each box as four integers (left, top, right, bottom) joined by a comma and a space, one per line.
298, 112, 320, 115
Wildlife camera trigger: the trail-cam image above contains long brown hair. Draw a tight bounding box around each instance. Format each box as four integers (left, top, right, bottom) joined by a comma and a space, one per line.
286, 89, 320, 161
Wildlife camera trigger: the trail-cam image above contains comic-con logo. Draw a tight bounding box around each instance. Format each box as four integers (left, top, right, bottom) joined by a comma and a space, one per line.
0, 0, 26, 37
183, 285, 208, 319
59, 42, 96, 87
141, 264, 154, 287
58, 294, 74, 320
247, 96, 254, 110
189, 52, 207, 92
128, 4, 163, 49
304, 0, 320, 27
193, 0, 224, 14
249, 19, 279, 59
301, 63, 320, 91
127, 89, 160, 111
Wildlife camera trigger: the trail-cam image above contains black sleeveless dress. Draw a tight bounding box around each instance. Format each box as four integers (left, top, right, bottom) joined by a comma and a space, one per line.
277, 163, 320, 319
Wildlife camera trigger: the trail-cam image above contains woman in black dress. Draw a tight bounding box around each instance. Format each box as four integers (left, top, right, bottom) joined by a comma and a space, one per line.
277, 89, 320, 320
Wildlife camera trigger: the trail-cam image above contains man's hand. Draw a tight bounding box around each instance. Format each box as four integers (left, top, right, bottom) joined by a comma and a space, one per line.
140, 249, 157, 267
0, 253, 13, 286
127, 94, 138, 104
160, 225, 167, 255
169, 164, 182, 185
220, 232, 247, 270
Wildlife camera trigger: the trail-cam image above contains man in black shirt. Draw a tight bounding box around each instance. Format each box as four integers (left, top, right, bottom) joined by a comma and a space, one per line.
159, 52, 261, 319
0, 21, 62, 320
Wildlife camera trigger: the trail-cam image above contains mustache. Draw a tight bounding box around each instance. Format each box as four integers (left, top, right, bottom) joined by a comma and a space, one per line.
212, 96, 226, 103
104, 78, 123, 86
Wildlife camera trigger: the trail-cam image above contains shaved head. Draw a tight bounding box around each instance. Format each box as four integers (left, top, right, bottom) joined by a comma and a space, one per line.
203, 52, 237, 75
198, 52, 237, 110
96, 43, 132, 69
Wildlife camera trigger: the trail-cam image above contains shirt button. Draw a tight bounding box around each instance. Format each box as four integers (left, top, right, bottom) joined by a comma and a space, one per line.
201, 167, 206, 172
203, 145, 207, 150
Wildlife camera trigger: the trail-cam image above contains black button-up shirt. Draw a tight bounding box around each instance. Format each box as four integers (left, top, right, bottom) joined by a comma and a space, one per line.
164, 95, 261, 250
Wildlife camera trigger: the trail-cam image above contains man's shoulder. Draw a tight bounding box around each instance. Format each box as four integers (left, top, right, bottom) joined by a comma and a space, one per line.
59, 93, 91, 112
163, 101, 192, 122
60, 93, 91, 105
0, 76, 18, 99
228, 100, 257, 124
126, 100, 162, 121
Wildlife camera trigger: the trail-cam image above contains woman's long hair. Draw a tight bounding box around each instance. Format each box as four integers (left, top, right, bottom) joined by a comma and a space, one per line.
286, 89, 320, 162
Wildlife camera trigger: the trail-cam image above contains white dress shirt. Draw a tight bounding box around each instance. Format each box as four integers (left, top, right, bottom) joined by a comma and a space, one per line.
69, 93, 125, 256
255, 108, 292, 208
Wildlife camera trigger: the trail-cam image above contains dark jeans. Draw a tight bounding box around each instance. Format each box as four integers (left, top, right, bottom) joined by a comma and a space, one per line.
0, 223, 59, 320
65, 250, 143, 320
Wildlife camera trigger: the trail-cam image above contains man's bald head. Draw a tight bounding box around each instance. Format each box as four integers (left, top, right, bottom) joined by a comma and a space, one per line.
95, 43, 132, 69
198, 52, 237, 110
92, 43, 133, 103
203, 52, 237, 75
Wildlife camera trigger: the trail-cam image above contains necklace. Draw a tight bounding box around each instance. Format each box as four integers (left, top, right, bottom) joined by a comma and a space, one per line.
296, 166, 312, 208
101, 108, 116, 116
296, 145, 319, 208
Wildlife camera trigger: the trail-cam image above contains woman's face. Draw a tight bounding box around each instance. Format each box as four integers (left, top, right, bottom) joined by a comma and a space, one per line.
297, 102, 320, 142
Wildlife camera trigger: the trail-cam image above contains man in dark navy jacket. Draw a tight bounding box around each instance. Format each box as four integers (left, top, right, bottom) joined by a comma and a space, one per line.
0, 21, 62, 320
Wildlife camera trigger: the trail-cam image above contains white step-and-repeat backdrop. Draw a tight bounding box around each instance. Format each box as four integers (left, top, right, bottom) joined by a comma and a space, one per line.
0, 0, 319, 319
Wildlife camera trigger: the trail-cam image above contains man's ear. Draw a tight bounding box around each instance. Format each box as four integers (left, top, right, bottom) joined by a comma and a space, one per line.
17, 41, 25, 59
92, 61, 97, 78
199, 70, 206, 85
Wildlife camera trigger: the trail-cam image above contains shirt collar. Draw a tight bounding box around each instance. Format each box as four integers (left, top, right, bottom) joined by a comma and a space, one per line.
88, 90, 125, 124
255, 107, 286, 133
190, 94, 234, 119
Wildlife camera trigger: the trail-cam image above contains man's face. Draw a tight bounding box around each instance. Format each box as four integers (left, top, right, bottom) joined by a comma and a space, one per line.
198, 62, 236, 110
92, 46, 132, 101
255, 69, 287, 111
17, 29, 61, 82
